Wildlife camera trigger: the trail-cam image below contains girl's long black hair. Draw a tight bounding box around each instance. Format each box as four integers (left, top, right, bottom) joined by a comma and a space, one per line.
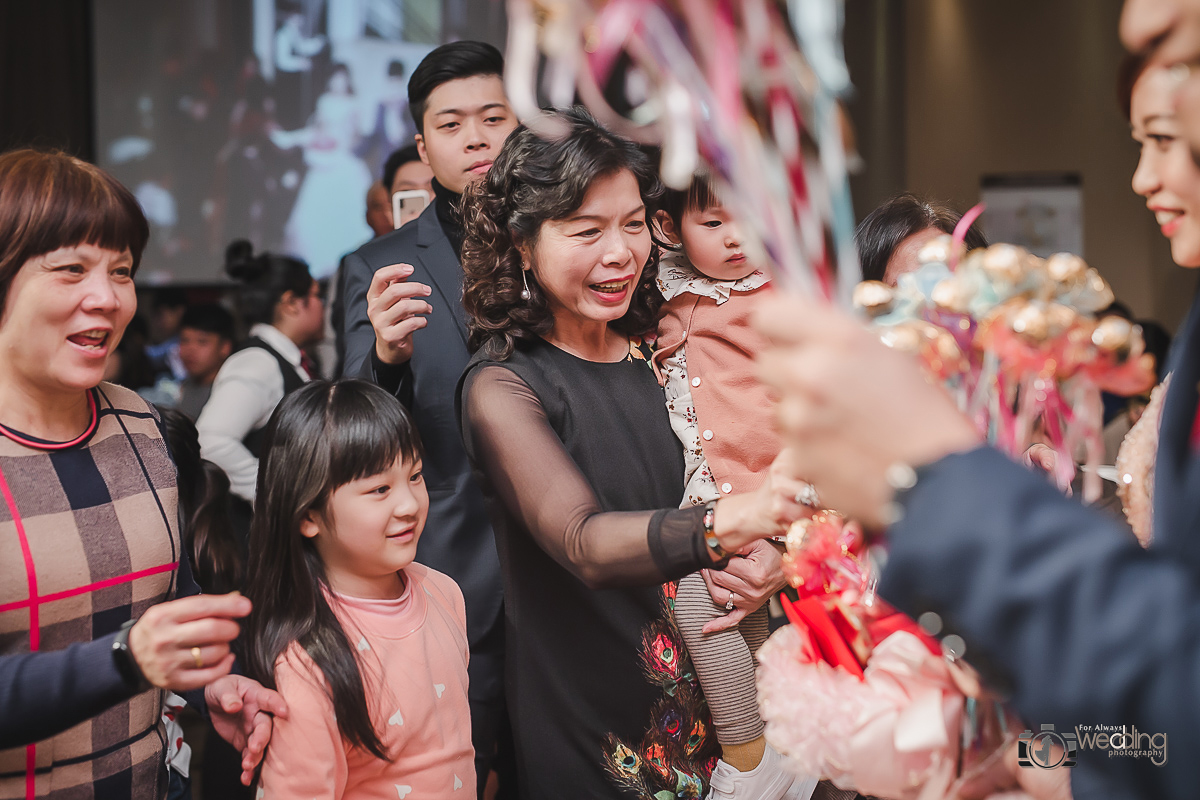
157, 407, 242, 594
241, 379, 423, 759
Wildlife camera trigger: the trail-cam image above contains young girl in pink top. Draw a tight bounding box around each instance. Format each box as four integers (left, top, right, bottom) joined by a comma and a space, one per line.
243, 380, 474, 799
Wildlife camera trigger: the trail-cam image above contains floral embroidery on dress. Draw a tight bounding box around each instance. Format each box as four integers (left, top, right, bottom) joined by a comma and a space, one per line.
627, 335, 656, 364
602, 584, 718, 798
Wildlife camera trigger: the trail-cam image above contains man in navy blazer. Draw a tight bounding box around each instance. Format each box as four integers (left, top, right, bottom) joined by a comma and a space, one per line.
340, 41, 518, 796
751, 4, 1200, 796
759, 273, 1200, 799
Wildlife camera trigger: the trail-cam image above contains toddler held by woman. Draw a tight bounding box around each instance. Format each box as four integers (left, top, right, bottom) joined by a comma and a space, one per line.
653, 177, 816, 800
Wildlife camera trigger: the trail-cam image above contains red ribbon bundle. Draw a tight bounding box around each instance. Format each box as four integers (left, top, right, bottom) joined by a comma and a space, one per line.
780, 512, 941, 678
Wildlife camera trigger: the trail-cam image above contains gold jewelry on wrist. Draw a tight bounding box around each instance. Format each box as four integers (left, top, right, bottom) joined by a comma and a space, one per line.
703, 500, 729, 560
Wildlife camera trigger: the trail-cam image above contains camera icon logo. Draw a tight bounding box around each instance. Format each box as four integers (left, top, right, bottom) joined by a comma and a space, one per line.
1019, 724, 1078, 769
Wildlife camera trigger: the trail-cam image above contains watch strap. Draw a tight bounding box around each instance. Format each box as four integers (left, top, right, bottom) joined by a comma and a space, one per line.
112, 618, 149, 692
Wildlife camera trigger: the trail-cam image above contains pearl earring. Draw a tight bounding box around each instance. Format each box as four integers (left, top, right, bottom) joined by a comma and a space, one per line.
520, 269, 532, 301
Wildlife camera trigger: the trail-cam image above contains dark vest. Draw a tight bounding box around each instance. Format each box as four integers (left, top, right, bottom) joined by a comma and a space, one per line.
239, 336, 307, 458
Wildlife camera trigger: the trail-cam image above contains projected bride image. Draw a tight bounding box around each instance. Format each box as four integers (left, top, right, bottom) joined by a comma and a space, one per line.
95, 0, 450, 282
269, 64, 375, 279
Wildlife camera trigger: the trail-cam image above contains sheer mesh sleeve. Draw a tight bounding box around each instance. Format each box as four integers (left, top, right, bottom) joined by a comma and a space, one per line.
461, 364, 713, 589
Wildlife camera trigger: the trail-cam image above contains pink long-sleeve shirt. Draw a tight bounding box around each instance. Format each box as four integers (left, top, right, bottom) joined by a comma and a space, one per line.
258, 563, 475, 799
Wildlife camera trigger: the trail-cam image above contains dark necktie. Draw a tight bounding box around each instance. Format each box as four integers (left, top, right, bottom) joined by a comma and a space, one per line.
299, 352, 317, 380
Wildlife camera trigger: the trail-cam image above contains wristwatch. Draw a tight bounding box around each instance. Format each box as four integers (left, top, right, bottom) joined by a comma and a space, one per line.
111, 618, 149, 691
702, 500, 730, 562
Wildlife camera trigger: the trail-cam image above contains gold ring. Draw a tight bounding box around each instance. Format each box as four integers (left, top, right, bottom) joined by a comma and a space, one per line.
191, 646, 203, 669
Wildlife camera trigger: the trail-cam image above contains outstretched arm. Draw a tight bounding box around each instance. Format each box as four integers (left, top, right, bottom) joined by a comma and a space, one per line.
884, 447, 1197, 800
0, 638, 139, 748
461, 364, 713, 588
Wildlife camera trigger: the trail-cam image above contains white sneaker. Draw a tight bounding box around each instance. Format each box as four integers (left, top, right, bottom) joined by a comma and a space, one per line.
706, 744, 818, 800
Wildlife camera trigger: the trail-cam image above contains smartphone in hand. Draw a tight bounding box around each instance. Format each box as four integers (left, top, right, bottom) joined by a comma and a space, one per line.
392, 190, 430, 229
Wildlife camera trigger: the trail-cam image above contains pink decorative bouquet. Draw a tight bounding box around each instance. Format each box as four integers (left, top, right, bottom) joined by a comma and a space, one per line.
853, 209, 1154, 501
758, 513, 1020, 799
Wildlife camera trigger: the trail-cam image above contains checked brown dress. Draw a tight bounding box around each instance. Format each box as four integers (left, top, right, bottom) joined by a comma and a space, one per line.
0, 383, 180, 800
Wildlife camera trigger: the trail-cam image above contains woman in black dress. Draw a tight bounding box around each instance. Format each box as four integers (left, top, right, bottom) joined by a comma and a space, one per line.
457, 108, 812, 799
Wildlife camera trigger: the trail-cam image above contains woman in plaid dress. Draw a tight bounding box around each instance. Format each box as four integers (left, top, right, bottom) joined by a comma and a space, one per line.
0, 149, 286, 800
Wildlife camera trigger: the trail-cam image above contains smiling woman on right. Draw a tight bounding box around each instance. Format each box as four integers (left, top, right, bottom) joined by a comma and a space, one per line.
750, 4, 1200, 796
1109, 54, 1200, 545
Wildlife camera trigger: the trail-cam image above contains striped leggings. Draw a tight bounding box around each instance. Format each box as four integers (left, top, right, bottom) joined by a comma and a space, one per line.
674, 571, 770, 746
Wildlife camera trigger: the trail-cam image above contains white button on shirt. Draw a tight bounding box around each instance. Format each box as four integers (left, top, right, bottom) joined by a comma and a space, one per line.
702, 430, 714, 441
691, 377, 702, 387
721, 483, 733, 494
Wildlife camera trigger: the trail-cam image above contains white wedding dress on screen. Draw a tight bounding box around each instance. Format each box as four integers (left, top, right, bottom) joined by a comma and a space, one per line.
272, 87, 372, 279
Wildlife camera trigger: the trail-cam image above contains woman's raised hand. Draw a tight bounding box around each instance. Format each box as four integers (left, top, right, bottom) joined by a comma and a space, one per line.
753, 294, 981, 529
712, 447, 815, 553
128, 592, 250, 691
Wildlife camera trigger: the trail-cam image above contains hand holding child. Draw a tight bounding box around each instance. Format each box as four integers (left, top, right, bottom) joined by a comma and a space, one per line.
701, 542, 787, 633
206, 675, 290, 786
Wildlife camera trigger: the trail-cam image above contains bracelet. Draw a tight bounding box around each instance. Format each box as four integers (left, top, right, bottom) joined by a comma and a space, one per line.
702, 500, 730, 561
112, 618, 149, 692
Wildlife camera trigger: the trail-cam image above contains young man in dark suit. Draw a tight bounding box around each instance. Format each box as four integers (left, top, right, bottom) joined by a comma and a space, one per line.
339, 41, 518, 797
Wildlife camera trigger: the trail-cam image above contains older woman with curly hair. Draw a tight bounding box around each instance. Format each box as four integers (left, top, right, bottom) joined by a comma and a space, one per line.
456, 108, 811, 799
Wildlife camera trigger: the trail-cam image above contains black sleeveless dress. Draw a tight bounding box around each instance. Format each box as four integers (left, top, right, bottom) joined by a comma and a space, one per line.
458, 337, 716, 799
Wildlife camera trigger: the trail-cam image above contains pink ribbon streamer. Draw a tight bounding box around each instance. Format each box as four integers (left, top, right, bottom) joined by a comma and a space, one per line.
948, 203, 985, 271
